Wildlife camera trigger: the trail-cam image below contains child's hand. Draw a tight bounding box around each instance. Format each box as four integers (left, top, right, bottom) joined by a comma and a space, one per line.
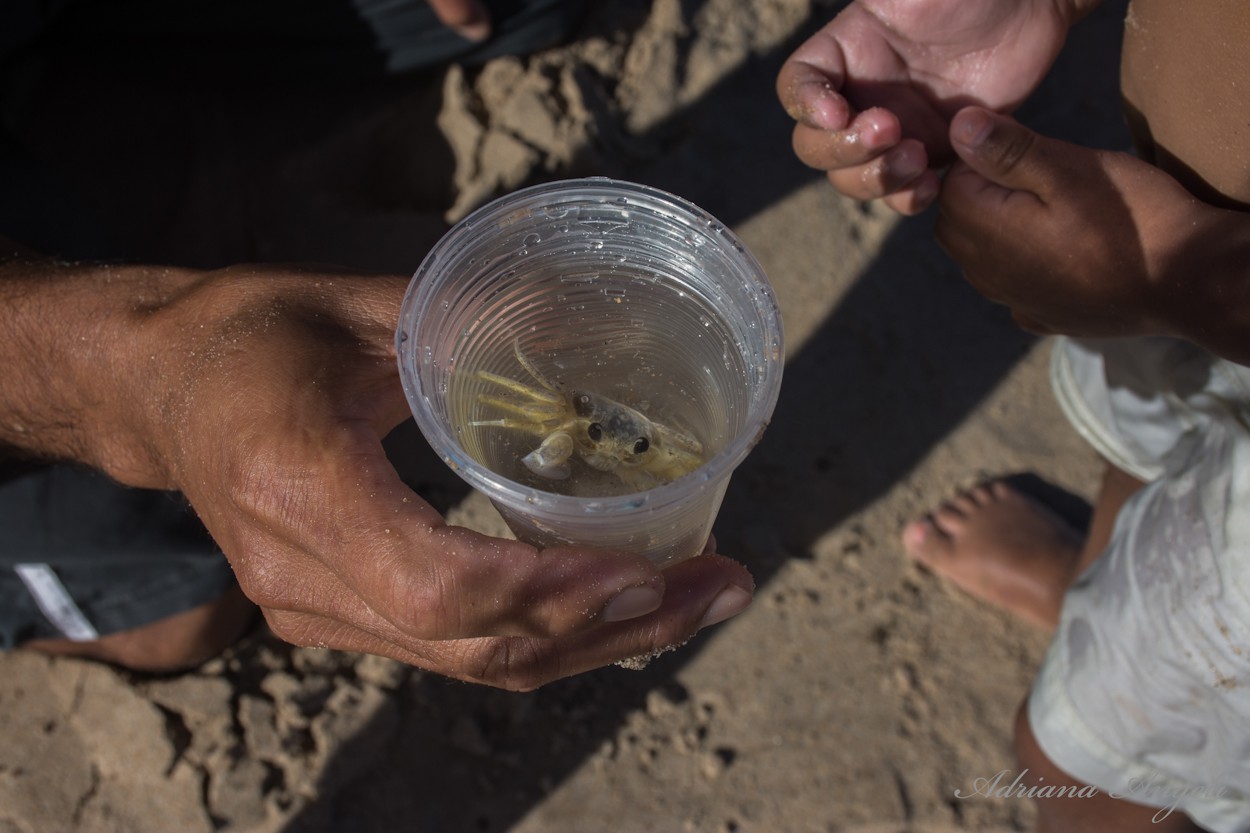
936, 106, 1211, 338
777, 0, 1081, 215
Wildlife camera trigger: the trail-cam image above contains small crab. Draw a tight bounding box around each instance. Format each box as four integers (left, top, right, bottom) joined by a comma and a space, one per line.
471, 342, 705, 490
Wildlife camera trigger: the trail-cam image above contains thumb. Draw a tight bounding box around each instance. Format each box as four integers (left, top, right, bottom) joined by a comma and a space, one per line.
949, 106, 1050, 196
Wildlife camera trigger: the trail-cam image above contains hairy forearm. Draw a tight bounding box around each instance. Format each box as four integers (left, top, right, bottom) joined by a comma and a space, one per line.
0, 237, 195, 482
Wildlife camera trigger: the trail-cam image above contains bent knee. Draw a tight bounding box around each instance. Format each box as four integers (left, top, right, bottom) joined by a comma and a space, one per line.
1012, 698, 1204, 833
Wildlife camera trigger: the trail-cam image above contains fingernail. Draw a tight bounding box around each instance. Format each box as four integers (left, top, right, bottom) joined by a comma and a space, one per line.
601, 585, 663, 623
698, 585, 753, 630
888, 148, 926, 183
955, 108, 992, 149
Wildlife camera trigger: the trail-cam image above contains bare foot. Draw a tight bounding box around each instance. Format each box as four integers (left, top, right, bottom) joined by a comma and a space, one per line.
901, 481, 1085, 630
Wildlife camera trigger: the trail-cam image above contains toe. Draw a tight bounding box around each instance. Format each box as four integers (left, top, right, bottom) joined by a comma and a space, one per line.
901, 517, 929, 555
952, 491, 979, 513
990, 480, 1016, 501
902, 517, 951, 565
969, 483, 996, 505
932, 501, 968, 533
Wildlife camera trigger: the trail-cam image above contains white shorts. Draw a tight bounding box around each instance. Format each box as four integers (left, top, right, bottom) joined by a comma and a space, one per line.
1030, 336, 1250, 832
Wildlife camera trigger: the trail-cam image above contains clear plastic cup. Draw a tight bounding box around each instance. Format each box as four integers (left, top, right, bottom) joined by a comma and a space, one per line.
396, 177, 783, 568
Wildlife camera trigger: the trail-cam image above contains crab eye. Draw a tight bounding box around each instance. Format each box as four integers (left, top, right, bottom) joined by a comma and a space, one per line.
632, 437, 649, 454
573, 394, 594, 416
587, 422, 603, 442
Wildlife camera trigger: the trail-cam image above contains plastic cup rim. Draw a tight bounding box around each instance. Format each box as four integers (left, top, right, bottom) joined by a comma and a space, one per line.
398, 176, 784, 520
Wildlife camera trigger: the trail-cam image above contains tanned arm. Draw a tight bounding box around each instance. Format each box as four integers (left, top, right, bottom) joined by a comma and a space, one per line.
0, 236, 754, 686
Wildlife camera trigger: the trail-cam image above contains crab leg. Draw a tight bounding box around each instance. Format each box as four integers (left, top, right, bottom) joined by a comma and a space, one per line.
474, 370, 563, 404
512, 342, 559, 392
473, 394, 565, 425
655, 423, 704, 457
470, 415, 549, 436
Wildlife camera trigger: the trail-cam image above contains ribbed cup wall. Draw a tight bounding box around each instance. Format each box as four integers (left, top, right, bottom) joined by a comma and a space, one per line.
398, 178, 783, 566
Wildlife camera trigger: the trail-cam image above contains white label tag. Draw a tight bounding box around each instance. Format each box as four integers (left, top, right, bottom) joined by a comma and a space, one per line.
14, 563, 100, 642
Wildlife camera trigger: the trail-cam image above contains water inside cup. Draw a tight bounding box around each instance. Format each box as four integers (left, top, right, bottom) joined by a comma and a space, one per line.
398, 178, 782, 565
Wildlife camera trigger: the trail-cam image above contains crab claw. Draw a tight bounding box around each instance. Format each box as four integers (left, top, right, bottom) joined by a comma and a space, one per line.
523, 431, 574, 480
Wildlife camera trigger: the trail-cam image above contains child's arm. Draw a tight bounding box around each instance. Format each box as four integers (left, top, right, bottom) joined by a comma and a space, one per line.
936, 107, 1250, 366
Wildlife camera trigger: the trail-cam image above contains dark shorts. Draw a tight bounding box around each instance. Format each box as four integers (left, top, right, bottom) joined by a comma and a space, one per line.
0, 0, 583, 648
0, 465, 235, 648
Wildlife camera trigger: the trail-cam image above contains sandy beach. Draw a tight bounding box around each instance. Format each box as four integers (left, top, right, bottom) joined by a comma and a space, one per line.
0, 1, 1135, 830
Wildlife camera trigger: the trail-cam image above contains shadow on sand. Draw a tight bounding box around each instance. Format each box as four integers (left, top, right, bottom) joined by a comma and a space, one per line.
0, 0, 1130, 827
271, 1, 1131, 831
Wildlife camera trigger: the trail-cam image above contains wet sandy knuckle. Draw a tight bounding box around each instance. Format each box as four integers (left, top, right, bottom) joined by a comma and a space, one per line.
389, 567, 463, 642
229, 545, 298, 611
224, 445, 309, 526
793, 124, 864, 173
826, 161, 890, 202
462, 637, 552, 692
